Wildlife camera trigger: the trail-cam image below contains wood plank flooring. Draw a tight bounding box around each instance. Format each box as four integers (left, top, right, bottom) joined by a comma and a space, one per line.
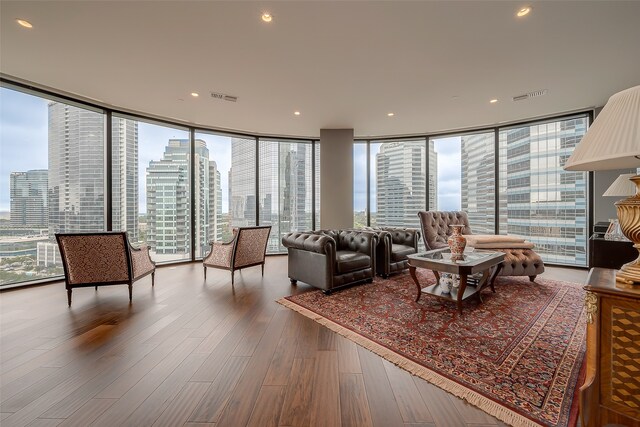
0, 257, 588, 427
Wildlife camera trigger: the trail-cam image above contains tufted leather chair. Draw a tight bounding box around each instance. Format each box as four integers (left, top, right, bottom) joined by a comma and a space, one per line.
56, 232, 155, 306
282, 229, 378, 294
358, 227, 420, 277
417, 211, 545, 281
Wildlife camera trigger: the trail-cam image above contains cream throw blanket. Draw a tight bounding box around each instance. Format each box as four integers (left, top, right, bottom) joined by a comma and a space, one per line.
463, 234, 535, 249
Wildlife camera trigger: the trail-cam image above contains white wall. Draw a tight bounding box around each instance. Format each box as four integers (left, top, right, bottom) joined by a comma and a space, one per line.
320, 129, 354, 229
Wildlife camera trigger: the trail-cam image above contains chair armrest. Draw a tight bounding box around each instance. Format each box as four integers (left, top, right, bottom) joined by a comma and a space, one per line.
282, 232, 336, 255
130, 243, 155, 279
203, 241, 235, 267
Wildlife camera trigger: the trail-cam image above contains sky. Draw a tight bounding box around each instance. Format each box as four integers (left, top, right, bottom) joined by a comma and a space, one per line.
1, 85, 461, 215
353, 138, 462, 212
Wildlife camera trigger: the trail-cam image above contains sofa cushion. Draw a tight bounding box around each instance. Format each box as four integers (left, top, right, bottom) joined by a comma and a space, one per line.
391, 244, 416, 262
335, 250, 371, 274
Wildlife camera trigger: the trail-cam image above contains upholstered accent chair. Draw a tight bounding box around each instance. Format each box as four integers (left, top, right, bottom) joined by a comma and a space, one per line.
418, 211, 545, 281
56, 232, 156, 307
282, 229, 377, 294
359, 227, 420, 277
203, 226, 271, 285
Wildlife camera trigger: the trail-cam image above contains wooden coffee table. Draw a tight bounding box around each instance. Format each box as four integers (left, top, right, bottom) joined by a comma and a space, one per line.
407, 248, 505, 314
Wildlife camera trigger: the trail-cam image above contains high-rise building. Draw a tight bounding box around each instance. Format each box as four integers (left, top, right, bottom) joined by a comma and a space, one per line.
10, 170, 48, 227
48, 102, 105, 235
461, 133, 495, 234
209, 161, 222, 243
376, 141, 430, 229
112, 118, 139, 241
499, 117, 588, 265
428, 140, 437, 211
230, 138, 256, 230
146, 139, 222, 257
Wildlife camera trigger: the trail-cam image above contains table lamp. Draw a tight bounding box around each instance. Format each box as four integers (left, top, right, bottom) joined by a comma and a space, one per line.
564, 85, 640, 286
602, 173, 636, 241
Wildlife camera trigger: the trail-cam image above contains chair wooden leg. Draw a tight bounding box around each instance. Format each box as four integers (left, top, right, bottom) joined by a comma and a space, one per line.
204, 266, 207, 280
151, 272, 155, 287
262, 263, 264, 276
128, 284, 133, 302
529, 275, 537, 282
231, 271, 235, 286
67, 289, 72, 307
95, 286, 98, 291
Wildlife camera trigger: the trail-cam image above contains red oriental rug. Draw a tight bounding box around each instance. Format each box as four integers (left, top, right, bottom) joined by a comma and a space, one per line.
278, 270, 586, 427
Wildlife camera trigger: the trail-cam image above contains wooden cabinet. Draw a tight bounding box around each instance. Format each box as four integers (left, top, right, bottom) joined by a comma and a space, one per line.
580, 268, 640, 427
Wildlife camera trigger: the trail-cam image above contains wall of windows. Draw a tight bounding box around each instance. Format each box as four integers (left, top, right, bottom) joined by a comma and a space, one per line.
354, 115, 589, 266
0, 83, 320, 287
1, 87, 106, 286
498, 117, 588, 266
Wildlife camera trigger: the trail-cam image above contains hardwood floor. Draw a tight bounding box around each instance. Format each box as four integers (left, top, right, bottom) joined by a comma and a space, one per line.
0, 257, 588, 427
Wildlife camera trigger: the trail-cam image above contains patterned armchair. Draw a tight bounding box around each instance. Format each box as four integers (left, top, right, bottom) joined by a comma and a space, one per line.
56, 232, 155, 307
203, 226, 272, 285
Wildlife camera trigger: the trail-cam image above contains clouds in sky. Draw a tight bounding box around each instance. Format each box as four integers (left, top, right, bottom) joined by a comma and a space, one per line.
0, 88, 48, 210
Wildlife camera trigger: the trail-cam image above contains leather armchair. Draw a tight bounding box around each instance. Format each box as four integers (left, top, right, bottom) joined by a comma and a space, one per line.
417, 211, 545, 281
359, 227, 419, 277
282, 229, 377, 294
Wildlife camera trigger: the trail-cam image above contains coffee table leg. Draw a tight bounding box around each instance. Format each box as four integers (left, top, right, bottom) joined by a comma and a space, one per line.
457, 273, 468, 314
409, 265, 421, 302
489, 264, 502, 292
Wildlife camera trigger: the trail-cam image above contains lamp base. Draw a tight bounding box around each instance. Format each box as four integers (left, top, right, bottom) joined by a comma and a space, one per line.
616, 245, 640, 287
614, 174, 640, 288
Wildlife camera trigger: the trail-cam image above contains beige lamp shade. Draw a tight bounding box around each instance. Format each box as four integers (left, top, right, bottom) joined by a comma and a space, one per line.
564, 85, 640, 171
603, 173, 637, 196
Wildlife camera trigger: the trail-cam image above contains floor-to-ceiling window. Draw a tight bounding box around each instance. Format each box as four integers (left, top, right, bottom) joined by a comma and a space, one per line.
112, 116, 190, 263
0, 87, 105, 286
353, 143, 368, 227
499, 116, 589, 266
430, 132, 495, 234
369, 139, 427, 229
259, 138, 314, 253
193, 132, 256, 259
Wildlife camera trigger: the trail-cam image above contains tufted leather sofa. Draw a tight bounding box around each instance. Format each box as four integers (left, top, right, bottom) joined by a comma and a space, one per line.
358, 227, 420, 277
418, 211, 545, 281
282, 229, 378, 294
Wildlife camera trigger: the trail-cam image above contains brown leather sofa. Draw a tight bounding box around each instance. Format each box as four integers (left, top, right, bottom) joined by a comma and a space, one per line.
282, 229, 378, 294
418, 211, 544, 281
359, 227, 420, 277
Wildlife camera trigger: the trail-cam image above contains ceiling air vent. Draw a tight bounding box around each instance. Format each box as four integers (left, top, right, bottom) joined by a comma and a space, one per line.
211, 92, 238, 102
512, 89, 547, 102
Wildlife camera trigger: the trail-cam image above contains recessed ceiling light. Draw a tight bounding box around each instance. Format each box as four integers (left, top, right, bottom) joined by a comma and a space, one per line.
387, 112, 395, 117
490, 99, 499, 104
294, 111, 301, 116
261, 13, 273, 23
191, 92, 199, 97
16, 19, 33, 28
516, 6, 532, 17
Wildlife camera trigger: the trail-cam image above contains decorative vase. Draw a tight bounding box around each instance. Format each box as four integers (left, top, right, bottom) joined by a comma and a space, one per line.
447, 224, 467, 257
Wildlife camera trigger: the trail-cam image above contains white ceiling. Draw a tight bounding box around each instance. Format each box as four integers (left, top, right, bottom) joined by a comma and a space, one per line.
1, 1, 640, 139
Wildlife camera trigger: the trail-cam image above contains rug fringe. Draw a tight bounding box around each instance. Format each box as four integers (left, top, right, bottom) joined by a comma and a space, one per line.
277, 297, 543, 427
